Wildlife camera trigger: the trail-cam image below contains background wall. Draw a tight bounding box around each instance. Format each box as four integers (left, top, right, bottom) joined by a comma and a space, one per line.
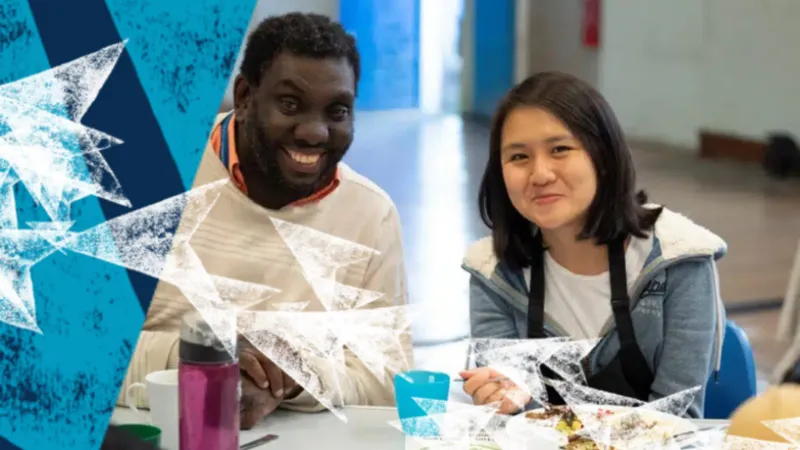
599, 0, 800, 150
509, 0, 800, 151
524, 0, 599, 87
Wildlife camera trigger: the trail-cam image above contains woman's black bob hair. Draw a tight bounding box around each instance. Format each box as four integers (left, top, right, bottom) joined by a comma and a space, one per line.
477, 71, 662, 268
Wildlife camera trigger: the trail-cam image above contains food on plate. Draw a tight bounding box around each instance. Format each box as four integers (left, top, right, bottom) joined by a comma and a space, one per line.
522, 406, 670, 449
524, 406, 615, 436
565, 437, 608, 450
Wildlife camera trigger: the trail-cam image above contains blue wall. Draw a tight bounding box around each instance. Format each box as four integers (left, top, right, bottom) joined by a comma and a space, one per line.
340, 0, 420, 110
472, 0, 516, 117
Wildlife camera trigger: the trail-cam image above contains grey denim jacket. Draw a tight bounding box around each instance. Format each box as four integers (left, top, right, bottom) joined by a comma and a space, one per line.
462, 207, 727, 418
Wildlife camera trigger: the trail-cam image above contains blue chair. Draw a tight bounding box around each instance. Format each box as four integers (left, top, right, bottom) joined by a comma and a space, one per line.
703, 320, 757, 419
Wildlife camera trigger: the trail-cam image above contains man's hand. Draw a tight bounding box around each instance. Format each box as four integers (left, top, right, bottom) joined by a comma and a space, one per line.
460, 368, 530, 415
239, 334, 298, 398
240, 374, 281, 430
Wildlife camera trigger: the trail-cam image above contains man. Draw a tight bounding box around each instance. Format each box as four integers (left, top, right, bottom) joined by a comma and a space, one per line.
118, 13, 413, 429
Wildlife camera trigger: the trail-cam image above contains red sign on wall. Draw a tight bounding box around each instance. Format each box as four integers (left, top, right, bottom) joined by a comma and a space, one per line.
582, 0, 601, 49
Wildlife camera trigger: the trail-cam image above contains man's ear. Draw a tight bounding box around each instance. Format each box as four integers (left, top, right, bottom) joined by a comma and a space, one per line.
233, 74, 252, 119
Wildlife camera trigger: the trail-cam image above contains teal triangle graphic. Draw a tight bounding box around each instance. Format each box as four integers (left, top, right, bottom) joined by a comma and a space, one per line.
104, 0, 257, 189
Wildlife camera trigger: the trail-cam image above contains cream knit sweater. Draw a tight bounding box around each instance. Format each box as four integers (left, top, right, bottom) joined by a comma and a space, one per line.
117, 116, 413, 412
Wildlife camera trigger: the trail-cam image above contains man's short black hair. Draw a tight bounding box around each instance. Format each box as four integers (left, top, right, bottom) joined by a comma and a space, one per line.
478, 71, 662, 268
239, 12, 360, 88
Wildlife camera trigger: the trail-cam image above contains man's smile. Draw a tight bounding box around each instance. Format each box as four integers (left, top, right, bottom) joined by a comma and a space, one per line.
280, 147, 327, 175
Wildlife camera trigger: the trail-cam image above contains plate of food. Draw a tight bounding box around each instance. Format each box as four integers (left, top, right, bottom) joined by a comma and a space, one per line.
404, 436, 501, 450
505, 404, 697, 450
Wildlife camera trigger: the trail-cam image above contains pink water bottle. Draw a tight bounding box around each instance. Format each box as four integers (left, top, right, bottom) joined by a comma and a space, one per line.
178, 311, 240, 450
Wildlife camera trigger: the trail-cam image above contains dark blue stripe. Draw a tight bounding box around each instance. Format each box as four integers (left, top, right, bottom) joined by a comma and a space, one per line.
27, 0, 186, 313
0, 436, 20, 450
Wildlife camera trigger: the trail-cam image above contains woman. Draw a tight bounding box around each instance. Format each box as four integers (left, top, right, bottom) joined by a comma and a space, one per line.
460, 72, 726, 418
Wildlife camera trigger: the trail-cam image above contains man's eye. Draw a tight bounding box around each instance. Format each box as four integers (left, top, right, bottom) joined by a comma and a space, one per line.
329, 105, 350, 120
279, 97, 299, 113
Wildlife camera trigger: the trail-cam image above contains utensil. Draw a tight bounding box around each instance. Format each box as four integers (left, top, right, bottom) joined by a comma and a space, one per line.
452, 376, 509, 383
674, 424, 728, 448
239, 433, 278, 450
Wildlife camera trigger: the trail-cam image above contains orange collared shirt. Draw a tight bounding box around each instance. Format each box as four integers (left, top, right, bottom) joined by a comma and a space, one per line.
209, 113, 340, 207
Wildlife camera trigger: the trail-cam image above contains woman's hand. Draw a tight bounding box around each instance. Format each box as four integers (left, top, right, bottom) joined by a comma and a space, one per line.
460, 368, 531, 415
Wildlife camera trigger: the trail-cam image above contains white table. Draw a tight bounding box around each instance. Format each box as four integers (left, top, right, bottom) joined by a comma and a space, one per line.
111, 383, 728, 450
112, 405, 406, 449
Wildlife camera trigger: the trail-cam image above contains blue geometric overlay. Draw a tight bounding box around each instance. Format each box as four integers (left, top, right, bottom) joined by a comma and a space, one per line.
0, 1, 254, 449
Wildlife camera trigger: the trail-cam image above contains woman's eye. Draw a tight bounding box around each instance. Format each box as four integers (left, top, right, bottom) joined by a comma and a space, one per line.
552, 145, 571, 154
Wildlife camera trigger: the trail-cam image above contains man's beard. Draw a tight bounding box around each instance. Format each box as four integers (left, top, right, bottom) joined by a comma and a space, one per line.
243, 119, 286, 187
240, 115, 338, 197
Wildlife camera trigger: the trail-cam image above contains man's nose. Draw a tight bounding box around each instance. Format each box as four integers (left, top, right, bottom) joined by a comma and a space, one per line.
294, 118, 329, 146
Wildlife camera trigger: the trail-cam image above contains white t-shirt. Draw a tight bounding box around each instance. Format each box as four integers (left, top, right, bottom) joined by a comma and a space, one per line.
523, 235, 654, 339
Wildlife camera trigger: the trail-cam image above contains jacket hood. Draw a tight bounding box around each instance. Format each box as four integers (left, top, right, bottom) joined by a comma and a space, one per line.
463, 206, 726, 278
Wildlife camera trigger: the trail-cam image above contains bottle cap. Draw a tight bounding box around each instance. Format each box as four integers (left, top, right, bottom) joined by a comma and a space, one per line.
179, 310, 237, 365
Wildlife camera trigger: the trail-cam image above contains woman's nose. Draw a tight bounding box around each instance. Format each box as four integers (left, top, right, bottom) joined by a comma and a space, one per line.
529, 157, 557, 186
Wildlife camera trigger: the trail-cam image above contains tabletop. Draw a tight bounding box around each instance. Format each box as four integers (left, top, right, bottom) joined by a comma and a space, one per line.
112, 405, 407, 449
111, 384, 729, 450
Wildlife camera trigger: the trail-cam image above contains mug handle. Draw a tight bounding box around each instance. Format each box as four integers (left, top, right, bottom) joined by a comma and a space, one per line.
125, 382, 151, 424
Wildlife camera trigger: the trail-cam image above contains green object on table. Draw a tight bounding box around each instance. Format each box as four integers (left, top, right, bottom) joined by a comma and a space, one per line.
117, 423, 162, 446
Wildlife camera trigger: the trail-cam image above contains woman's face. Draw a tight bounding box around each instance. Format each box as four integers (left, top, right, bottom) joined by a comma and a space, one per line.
500, 106, 598, 233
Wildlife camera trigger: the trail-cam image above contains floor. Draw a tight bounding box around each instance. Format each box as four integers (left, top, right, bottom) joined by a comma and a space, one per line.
343, 111, 800, 386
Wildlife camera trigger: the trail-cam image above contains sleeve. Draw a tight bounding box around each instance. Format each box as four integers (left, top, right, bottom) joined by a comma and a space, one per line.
469, 274, 520, 340
280, 204, 413, 412
649, 258, 723, 418
468, 273, 521, 369
115, 280, 194, 409
469, 273, 545, 411
115, 330, 181, 409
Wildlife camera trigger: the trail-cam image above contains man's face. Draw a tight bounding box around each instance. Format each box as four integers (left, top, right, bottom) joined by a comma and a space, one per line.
235, 52, 355, 196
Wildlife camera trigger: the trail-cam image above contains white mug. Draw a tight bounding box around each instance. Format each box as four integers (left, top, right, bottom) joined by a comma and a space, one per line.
126, 369, 179, 450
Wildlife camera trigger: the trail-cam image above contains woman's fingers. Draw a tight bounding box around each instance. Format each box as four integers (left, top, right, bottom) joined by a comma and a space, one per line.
462, 368, 493, 395
498, 389, 531, 414
473, 382, 505, 405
